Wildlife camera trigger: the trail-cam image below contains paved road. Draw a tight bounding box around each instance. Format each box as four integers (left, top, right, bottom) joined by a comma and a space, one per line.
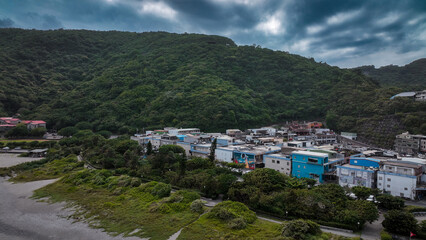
0, 177, 142, 240
361, 214, 384, 240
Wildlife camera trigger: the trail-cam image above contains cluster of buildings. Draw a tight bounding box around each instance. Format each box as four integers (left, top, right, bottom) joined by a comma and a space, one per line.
131, 123, 426, 200
336, 151, 426, 200
394, 132, 426, 156
0, 117, 47, 138
390, 90, 426, 101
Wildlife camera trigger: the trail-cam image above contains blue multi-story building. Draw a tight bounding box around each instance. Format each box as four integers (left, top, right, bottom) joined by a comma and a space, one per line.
291, 150, 329, 183
336, 157, 381, 188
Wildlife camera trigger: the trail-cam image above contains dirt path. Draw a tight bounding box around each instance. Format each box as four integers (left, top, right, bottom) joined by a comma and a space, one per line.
0, 177, 142, 240
0, 153, 43, 168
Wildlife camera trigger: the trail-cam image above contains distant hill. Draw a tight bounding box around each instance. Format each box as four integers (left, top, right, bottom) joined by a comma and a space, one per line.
356, 58, 426, 90
0, 29, 424, 148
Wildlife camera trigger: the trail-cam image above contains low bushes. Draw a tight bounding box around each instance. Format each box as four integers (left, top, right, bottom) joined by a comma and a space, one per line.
190, 199, 206, 213
281, 219, 321, 240
208, 201, 257, 229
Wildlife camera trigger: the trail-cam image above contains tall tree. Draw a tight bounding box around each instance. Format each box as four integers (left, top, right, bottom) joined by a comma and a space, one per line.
209, 138, 217, 162
146, 141, 152, 155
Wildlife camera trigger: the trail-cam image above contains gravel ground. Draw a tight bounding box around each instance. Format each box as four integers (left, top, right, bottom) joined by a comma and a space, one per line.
0, 153, 43, 168
0, 177, 143, 240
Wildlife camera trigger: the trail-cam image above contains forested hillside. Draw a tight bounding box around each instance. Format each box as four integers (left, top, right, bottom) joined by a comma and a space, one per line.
356, 58, 426, 90
0, 29, 425, 147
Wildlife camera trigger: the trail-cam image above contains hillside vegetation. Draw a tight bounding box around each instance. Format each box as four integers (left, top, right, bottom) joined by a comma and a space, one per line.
0, 29, 425, 147
357, 58, 426, 90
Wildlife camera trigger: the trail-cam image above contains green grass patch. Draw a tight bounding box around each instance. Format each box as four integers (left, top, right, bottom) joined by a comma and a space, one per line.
178, 214, 357, 240
1, 155, 83, 182
33, 171, 202, 240
178, 215, 283, 239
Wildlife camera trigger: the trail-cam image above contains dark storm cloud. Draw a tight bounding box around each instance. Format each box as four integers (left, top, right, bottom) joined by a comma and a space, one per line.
0, 0, 424, 67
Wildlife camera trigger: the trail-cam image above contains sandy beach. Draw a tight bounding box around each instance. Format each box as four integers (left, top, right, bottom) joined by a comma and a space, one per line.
0, 153, 44, 168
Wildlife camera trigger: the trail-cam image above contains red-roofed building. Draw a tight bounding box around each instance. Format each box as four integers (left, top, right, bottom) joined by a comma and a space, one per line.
25, 120, 47, 130
0, 117, 21, 125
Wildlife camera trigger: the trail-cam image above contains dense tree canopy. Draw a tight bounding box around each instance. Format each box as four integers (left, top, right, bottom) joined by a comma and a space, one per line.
0, 29, 424, 148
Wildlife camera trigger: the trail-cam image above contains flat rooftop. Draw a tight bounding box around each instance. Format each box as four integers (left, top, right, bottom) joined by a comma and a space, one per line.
265, 153, 291, 159
292, 150, 328, 158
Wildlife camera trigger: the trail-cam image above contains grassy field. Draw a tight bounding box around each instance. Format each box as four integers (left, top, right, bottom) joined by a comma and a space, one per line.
178, 209, 359, 240
2, 156, 360, 240
33, 171, 202, 240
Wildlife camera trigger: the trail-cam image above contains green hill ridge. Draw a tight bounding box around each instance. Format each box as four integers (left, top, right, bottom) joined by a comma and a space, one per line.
0, 29, 425, 147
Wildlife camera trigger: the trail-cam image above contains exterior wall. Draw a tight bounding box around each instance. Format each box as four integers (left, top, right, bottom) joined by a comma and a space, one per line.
337, 166, 375, 188
169, 128, 200, 136
176, 142, 191, 156
190, 144, 210, 158
350, 157, 380, 168
291, 152, 328, 183
215, 148, 234, 163
151, 138, 162, 150
233, 152, 256, 169
421, 139, 426, 152
415, 92, 426, 101
264, 155, 291, 175
377, 172, 417, 199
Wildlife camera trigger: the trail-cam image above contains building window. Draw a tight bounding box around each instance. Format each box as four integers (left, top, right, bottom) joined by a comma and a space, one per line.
298, 165, 300, 168
387, 178, 391, 182
277, 160, 280, 164
404, 187, 408, 190
272, 160, 275, 163
308, 158, 318, 164
378, 183, 381, 186
400, 193, 404, 197
387, 185, 390, 188
287, 162, 289, 166
379, 177, 382, 180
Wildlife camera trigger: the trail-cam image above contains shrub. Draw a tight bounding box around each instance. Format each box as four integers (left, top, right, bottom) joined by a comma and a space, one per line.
228, 217, 247, 230
405, 205, 426, 213
130, 177, 142, 187
117, 175, 132, 187
380, 231, 392, 240
382, 210, 417, 235
420, 220, 426, 232
209, 201, 257, 224
377, 194, 404, 210
97, 130, 112, 139
151, 182, 171, 198
190, 199, 206, 213
281, 219, 321, 240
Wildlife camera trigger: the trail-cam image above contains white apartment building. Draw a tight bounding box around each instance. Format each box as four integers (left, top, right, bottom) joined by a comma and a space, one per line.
263, 153, 292, 175
377, 161, 423, 200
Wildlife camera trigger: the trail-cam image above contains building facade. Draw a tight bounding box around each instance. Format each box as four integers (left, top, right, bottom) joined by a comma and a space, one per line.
337, 157, 380, 188
377, 161, 423, 200
291, 151, 329, 183
264, 153, 291, 175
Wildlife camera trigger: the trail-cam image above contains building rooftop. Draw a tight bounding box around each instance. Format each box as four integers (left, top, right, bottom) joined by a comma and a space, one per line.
292, 150, 329, 158
265, 153, 291, 159
383, 160, 422, 168
390, 92, 416, 99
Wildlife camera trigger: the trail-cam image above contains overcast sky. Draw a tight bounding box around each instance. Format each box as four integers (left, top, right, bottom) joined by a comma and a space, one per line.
0, 0, 425, 68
